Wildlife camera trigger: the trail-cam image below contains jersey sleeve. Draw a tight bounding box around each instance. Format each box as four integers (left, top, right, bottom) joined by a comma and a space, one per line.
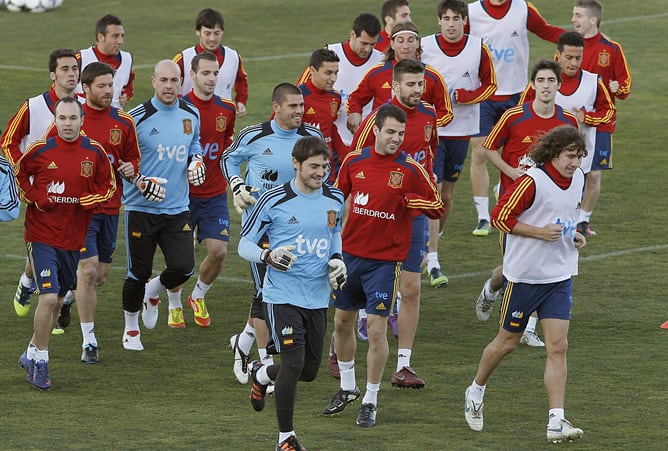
526, 2, 565, 44
456, 43, 497, 105
80, 140, 117, 210
346, 68, 377, 115
1, 101, 31, 166
491, 174, 536, 233
583, 78, 616, 127
405, 160, 445, 219
425, 65, 454, 128
611, 41, 632, 100
234, 55, 249, 106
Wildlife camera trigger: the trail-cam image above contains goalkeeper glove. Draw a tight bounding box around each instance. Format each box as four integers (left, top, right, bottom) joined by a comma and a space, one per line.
188, 154, 206, 186
133, 174, 167, 202
230, 176, 260, 214
261, 245, 297, 272
327, 253, 347, 290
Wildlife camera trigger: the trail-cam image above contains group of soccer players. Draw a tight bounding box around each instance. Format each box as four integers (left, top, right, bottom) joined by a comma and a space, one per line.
1, 1, 632, 449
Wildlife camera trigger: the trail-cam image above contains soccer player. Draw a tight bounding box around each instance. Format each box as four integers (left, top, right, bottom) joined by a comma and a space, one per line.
570, 0, 632, 236
239, 136, 345, 451
346, 21, 453, 136
375, 0, 412, 53
420, 0, 498, 284
296, 13, 383, 148
466, 0, 562, 236
1, 48, 79, 321
298, 48, 344, 182
46, 62, 143, 362
17, 96, 116, 389
121, 60, 205, 351
174, 8, 248, 117
222, 83, 323, 385
178, 51, 237, 328
464, 125, 587, 444
75, 14, 135, 109
475, 60, 578, 348
323, 104, 443, 427
520, 32, 615, 217
349, 59, 440, 388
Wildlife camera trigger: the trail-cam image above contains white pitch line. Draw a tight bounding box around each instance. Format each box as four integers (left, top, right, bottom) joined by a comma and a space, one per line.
1, 12, 667, 72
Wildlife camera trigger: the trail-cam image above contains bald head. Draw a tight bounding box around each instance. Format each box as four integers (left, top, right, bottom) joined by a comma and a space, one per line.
152, 59, 182, 105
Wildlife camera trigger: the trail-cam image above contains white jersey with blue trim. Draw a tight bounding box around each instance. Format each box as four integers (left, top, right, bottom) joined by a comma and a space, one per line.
239, 180, 344, 309
123, 96, 202, 214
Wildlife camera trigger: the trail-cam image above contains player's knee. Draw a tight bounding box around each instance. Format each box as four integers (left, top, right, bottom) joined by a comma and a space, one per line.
160, 268, 193, 290
299, 363, 319, 382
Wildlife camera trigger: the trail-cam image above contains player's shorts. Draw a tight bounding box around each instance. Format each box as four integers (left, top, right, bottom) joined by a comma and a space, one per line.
499, 278, 573, 333
264, 303, 327, 359
27, 242, 79, 297
433, 137, 470, 183
80, 213, 119, 263
474, 94, 521, 137
591, 131, 613, 171
333, 253, 401, 317
402, 215, 427, 273
189, 193, 231, 242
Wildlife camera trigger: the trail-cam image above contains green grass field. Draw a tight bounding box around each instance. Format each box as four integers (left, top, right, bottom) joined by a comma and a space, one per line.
1, 1, 667, 449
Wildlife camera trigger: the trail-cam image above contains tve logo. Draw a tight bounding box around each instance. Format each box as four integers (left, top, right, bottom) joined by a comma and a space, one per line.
156, 144, 188, 162
202, 142, 220, 161
294, 234, 330, 258
487, 44, 516, 64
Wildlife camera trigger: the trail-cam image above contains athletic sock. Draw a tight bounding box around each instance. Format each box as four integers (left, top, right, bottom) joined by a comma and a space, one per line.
278, 432, 296, 444
80, 321, 96, 346
20, 272, 33, 288
468, 380, 486, 403
124, 310, 139, 331
34, 348, 49, 362
362, 382, 380, 405
525, 315, 538, 333
426, 252, 440, 272
474, 196, 490, 222
167, 288, 182, 309
338, 360, 356, 391
548, 408, 565, 428
191, 277, 211, 300
397, 348, 412, 371
63, 289, 75, 305
145, 277, 165, 299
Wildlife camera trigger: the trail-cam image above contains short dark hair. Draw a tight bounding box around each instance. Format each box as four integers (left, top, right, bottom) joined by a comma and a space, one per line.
352, 13, 381, 38
530, 125, 587, 165
309, 48, 340, 70
437, 0, 468, 20
530, 59, 562, 84
191, 50, 218, 72
95, 14, 122, 38
292, 136, 331, 163
557, 31, 585, 52
81, 61, 115, 87
381, 0, 409, 21
374, 103, 406, 130
393, 58, 424, 82
272, 83, 302, 104
48, 48, 77, 73
575, 0, 603, 27
54, 96, 84, 117
385, 21, 420, 62
196, 8, 224, 31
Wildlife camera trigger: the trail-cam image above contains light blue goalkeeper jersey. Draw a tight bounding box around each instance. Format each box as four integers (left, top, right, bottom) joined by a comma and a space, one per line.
123, 96, 203, 214
221, 119, 323, 220
238, 180, 344, 309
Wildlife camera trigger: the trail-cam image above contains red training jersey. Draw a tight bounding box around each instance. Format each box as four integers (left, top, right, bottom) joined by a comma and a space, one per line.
183, 92, 236, 197
16, 135, 116, 250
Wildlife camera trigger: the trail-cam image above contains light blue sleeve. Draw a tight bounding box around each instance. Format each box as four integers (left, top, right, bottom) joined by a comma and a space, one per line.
238, 237, 264, 263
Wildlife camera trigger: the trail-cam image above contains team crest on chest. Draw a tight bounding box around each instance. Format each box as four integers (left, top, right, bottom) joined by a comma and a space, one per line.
330, 101, 339, 118
109, 128, 122, 145
327, 210, 337, 228
80, 160, 93, 177
597, 52, 610, 67
216, 115, 227, 132
424, 125, 433, 142
388, 170, 404, 189
182, 119, 193, 135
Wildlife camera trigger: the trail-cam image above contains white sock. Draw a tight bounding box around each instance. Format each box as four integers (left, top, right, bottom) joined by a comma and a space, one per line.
262, 354, 274, 366
474, 196, 490, 222
397, 348, 412, 371
256, 364, 272, 385
578, 209, 592, 223
278, 432, 295, 444
124, 310, 140, 331
64, 289, 75, 305
34, 348, 49, 362
338, 360, 356, 391
258, 348, 268, 361
80, 321, 96, 346
358, 309, 367, 320
468, 380, 486, 403
27, 343, 37, 360
145, 277, 165, 300
167, 289, 182, 309
525, 315, 538, 333
191, 277, 211, 300
20, 272, 33, 288
362, 382, 380, 405
426, 252, 440, 272
548, 408, 565, 428
238, 323, 256, 355
484, 279, 499, 298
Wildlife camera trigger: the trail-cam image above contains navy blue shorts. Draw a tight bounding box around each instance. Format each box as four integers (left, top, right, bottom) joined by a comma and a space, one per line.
433, 138, 469, 183
80, 213, 119, 263
499, 278, 573, 333
189, 193, 231, 243
402, 215, 427, 273
592, 131, 613, 170
27, 242, 79, 296
474, 94, 521, 137
333, 253, 401, 317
